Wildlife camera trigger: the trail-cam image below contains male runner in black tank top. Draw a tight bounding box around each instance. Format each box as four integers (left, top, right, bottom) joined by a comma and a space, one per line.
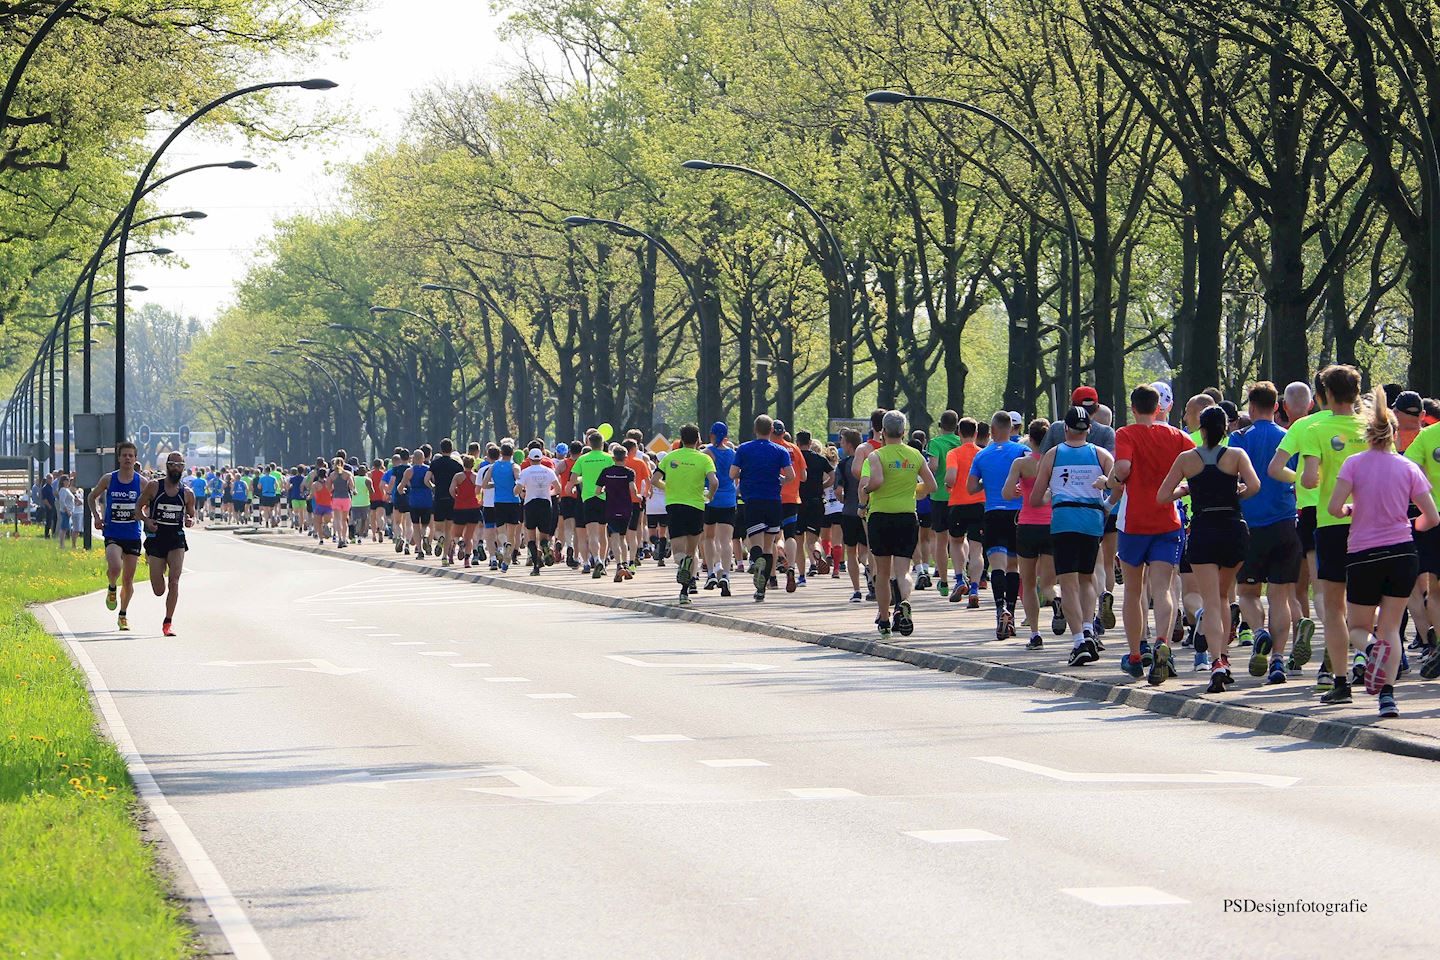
140, 451, 197, 637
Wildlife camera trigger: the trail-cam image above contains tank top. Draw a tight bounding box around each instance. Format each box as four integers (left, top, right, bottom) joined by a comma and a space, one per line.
453, 470, 481, 510
103, 470, 142, 539
1050, 443, 1106, 536
1017, 453, 1051, 525
1189, 445, 1241, 523
149, 481, 187, 531
330, 469, 354, 499
490, 459, 519, 503
408, 464, 434, 508
314, 478, 333, 507
232, 477, 248, 501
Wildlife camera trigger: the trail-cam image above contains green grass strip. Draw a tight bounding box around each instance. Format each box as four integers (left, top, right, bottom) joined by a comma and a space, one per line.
0, 531, 194, 958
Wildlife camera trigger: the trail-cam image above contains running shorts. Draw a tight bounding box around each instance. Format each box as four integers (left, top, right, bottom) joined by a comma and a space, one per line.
410, 508, 432, 526
543, 500, 559, 536
628, 503, 643, 532
1315, 524, 1350, 583
491, 501, 521, 526
928, 500, 949, 533
144, 532, 187, 558
331, 497, 352, 513
704, 505, 736, 527
370, 501, 385, 512
1185, 517, 1248, 569
1415, 526, 1440, 576
1346, 542, 1418, 605
395, 493, 409, 515
1015, 522, 1052, 559
1116, 528, 1182, 568
646, 512, 668, 529
1051, 532, 1100, 576
732, 504, 745, 540
559, 497, 580, 520
982, 509, 1019, 557
1240, 519, 1302, 585
606, 515, 630, 536
433, 498, 454, 523
452, 508, 482, 525
583, 497, 606, 526
948, 503, 984, 541
839, 514, 868, 548
667, 504, 704, 539
745, 500, 783, 536
781, 503, 800, 530
867, 511, 918, 558
523, 499, 553, 531
259, 494, 279, 507
798, 499, 825, 535
291, 499, 308, 511
314, 504, 332, 517
104, 537, 143, 556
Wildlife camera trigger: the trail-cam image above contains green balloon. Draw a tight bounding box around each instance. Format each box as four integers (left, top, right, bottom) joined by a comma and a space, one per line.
597, 422, 614, 443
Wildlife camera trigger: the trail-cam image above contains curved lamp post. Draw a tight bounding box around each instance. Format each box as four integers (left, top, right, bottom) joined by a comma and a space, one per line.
368, 305, 468, 440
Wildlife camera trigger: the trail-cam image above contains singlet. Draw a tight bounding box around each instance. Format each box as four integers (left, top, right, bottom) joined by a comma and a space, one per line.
478, 462, 497, 508
1016, 453, 1051, 526
453, 470, 481, 510
1049, 443, 1106, 537
706, 445, 738, 508
351, 473, 371, 508
103, 470, 142, 540
149, 481, 187, 533
862, 444, 925, 514
288, 475, 305, 501
490, 459, 519, 504
330, 469, 354, 499
1189, 445, 1241, 524
313, 478, 333, 507
407, 464, 434, 508
231, 477, 248, 502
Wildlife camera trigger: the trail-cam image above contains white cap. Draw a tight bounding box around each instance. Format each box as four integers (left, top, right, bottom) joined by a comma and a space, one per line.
528, 449, 543, 461
1007, 411, 1023, 426
1151, 381, 1174, 412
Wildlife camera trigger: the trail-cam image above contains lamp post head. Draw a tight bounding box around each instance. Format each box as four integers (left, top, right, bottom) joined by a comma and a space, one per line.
150, 247, 174, 257
224, 364, 238, 370
227, 160, 258, 170
680, 159, 715, 171
327, 323, 347, 330
298, 78, 339, 90
95, 320, 112, 328
418, 283, 446, 292
180, 210, 207, 219
368, 306, 386, 315
243, 360, 259, 366
296, 338, 317, 345
864, 90, 910, 106
126, 285, 147, 292
562, 215, 595, 227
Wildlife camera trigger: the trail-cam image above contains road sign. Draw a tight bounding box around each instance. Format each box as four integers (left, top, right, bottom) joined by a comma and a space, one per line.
137, 424, 151, 447
216, 427, 226, 445
28, 441, 52, 463
0, 456, 27, 470
827, 418, 868, 442
647, 433, 671, 454
179, 424, 190, 446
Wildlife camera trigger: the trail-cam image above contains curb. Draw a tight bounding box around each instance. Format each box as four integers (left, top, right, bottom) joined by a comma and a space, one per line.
246, 532, 1440, 763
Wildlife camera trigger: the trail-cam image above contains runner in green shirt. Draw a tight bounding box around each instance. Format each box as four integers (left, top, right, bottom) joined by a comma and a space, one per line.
568, 432, 616, 572
1404, 420, 1440, 660
924, 410, 964, 596
352, 469, 372, 541
652, 424, 719, 604
1296, 365, 1367, 700
861, 410, 937, 640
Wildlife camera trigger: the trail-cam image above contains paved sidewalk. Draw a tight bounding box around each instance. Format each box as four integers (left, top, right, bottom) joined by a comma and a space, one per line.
242, 526, 1440, 760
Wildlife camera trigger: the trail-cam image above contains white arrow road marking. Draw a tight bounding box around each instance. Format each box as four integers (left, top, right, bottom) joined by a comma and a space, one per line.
606, 655, 654, 666
974, 756, 1298, 788
464, 766, 608, 804
332, 768, 500, 790
204, 659, 371, 676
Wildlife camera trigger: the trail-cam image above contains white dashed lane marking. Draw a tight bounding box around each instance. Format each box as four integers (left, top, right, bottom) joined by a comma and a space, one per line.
786, 788, 862, 799
574, 712, 631, 720
904, 829, 1007, 844
1062, 887, 1188, 907
629, 734, 692, 742
699, 759, 769, 768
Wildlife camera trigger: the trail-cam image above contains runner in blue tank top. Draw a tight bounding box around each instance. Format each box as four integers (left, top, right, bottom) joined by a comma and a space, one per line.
702, 422, 739, 595
400, 449, 437, 557
86, 441, 144, 631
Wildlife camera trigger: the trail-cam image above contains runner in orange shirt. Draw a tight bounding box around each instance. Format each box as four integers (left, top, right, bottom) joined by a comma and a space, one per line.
773, 419, 807, 593
623, 438, 653, 572
944, 417, 987, 608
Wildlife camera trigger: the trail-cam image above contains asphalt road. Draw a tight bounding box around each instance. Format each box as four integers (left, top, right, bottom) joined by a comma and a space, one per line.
44, 529, 1440, 960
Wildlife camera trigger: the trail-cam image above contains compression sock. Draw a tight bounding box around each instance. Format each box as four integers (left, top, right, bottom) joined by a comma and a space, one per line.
991, 576, 1007, 611
1006, 571, 1021, 610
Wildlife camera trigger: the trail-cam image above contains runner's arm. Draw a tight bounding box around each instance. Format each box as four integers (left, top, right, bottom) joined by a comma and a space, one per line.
1267, 447, 1296, 484
780, 464, 795, 485
184, 487, 197, 526
1029, 450, 1056, 508
916, 461, 937, 499
1326, 476, 1354, 519
87, 474, 109, 530
1000, 460, 1025, 502
706, 470, 718, 499
1300, 454, 1320, 489
1155, 452, 1192, 504
965, 466, 982, 496
1414, 488, 1440, 532
139, 480, 158, 531
862, 450, 884, 493
1233, 449, 1262, 500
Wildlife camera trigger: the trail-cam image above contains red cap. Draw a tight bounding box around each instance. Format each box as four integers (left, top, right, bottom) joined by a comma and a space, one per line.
1071, 386, 1099, 406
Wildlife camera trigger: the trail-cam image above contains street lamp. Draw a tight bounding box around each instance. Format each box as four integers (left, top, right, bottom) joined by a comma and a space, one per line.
113, 80, 335, 444
369, 305, 468, 440
271, 346, 345, 453
865, 89, 1084, 395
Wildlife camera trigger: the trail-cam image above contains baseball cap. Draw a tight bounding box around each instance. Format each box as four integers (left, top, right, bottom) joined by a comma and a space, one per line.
555, 442, 569, 456
1064, 406, 1092, 431
710, 421, 728, 440
1151, 381, 1174, 412
1071, 386, 1099, 407
528, 449, 543, 461
1007, 411, 1023, 427
1393, 390, 1424, 416
1218, 400, 1239, 421
772, 419, 786, 435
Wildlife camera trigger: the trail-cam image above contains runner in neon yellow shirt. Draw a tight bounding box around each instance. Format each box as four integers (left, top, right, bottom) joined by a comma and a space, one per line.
652, 424, 719, 604
860, 410, 936, 640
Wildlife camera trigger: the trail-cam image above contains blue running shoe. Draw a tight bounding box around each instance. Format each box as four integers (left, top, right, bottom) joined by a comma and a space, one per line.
1194, 650, 1211, 672
1267, 658, 1288, 685
1121, 653, 1144, 678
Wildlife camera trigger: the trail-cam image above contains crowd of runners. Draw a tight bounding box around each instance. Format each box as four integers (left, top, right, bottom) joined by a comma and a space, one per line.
88, 364, 1440, 718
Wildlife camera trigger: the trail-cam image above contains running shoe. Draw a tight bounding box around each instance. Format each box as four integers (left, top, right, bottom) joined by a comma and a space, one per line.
1092, 617, 1106, 638
1236, 626, 1254, 651
1231, 602, 1243, 644
937, 580, 950, 598
1194, 650, 1211, 672
622, 567, 634, 581
916, 570, 931, 591
500, 559, 510, 573
677, 556, 693, 587
979, 574, 989, 591
678, 586, 690, 605
1114, 565, 1124, 586
1099, 591, 1116, 630
463, 557, 471, 569
894, 601, 914, 637
996, 608, 1012, 641
1399, 649, 1411, 678
785, 566, 797, 593
704, 574, 719, 591
1205, 657, 1234, 694
1171, 610, 1185, 645
1351, 649, 1367, 688
162, 619, 174, 638
1248, 629, 1273, 677
1050, 597, 1066, 636
1292, 618, 1314, 668
796, 574, 807, 588
1068, 638, 1099, 666
105, 585, 117, 611
613, 568, 623, 583
1315, 669, 1334, 692
1147, 642, 1172, 686
877, 618, 892, 640
1320, 679, 1353, 705
530, 565, 541, 577
1266, 658, 1287, 685
543, 542, 554, 566
592, 563, 605, 580
1120, 653, 1144, 678
117, 614, 129, 632
1026, 634, 1043, 651
850, 591, 863, 603
719, 576, 732, 598
949, 586, 964, 604
865, 586, 875, 603
1364, 636, 1393, 696
1422, 649, 1440, 681
1378, 691, 1399, 718
967, 583, 980, 608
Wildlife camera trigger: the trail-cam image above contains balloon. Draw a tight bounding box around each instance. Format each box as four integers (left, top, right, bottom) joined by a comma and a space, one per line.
597, 422, 614, 443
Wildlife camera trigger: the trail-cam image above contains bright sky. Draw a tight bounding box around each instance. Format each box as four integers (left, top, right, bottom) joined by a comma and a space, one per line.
129, 0, 513, 323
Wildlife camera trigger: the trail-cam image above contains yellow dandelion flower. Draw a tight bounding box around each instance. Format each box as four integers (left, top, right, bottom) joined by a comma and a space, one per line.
96, 775, 107, 783
68, 778, 80, 786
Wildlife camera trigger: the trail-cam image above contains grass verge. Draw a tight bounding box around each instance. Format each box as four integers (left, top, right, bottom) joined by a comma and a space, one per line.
0, 531, 194, 958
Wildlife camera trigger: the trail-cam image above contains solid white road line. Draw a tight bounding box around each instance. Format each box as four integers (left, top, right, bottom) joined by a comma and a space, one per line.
699, 759, 769, 768
903, 829, 1006, 843
418, 651, 460, 657
483, 676, 531, 683
1062, 887, 1188, 907
574, 712, 631, 719
629, 734, 692, 742
527, 693, 576, 699
48, 604, 273, 960
786, 788, 862, 799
